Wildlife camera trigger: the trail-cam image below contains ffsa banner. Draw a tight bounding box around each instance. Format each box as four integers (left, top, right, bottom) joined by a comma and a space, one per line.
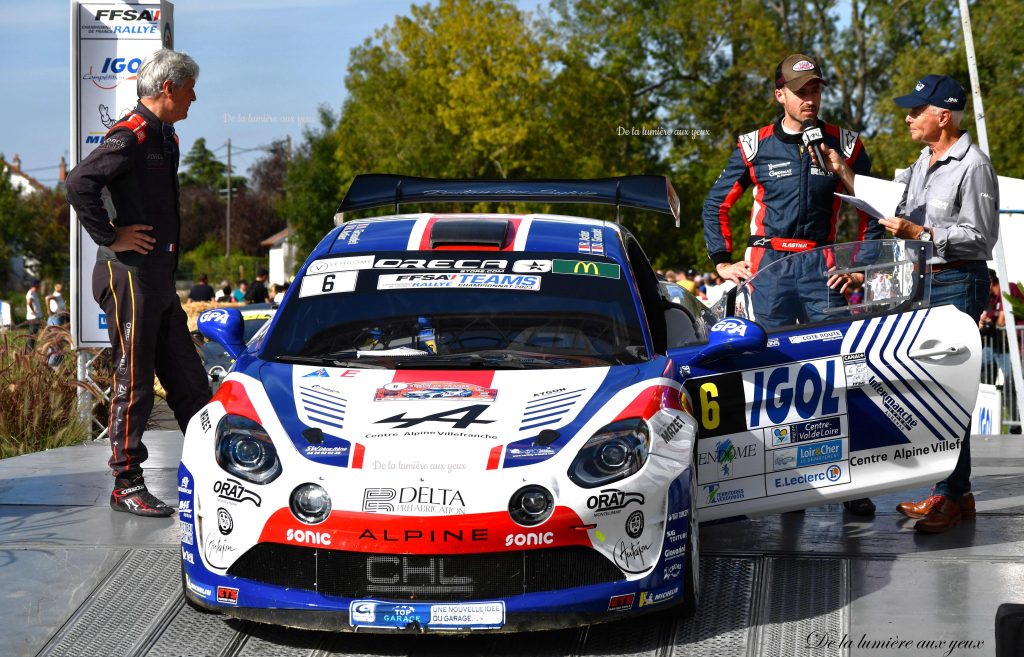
70, 1, 173, 347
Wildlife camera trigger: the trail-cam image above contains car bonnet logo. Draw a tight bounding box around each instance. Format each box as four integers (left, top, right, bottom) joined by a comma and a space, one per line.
374, 404, 494, 429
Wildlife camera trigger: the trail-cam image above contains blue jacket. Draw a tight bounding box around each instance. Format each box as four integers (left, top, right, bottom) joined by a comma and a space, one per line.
702, 118, 880, 270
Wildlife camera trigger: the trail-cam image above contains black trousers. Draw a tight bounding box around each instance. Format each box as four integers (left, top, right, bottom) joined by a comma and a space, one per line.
93, 260, 210, 480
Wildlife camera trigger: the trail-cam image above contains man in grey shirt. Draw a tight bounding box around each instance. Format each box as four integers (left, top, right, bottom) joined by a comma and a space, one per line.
881, 75, 999, 533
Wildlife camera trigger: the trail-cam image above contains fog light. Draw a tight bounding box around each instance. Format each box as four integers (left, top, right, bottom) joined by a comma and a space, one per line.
509, 485, 554, 526
290, 483, 332, 524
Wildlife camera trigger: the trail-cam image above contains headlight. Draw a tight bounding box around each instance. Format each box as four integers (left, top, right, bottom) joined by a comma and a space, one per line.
215, 414, 281, 484
567, 419, 650, 488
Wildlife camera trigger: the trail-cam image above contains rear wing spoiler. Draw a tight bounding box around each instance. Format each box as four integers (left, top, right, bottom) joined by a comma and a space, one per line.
335, 174, 681, 227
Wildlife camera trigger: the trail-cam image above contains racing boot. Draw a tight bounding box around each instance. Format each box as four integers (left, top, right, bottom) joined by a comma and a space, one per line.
897, 492, 975, 520
111, 475, 175, 517
913, 495, 963, 534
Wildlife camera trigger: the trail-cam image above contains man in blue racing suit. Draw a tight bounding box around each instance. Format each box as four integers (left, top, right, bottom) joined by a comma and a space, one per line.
701, 54, 882, 516
702, 53, 883, 327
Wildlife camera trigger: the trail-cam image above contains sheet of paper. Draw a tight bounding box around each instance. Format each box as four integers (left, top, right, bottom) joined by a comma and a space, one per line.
836, 175, 906, 219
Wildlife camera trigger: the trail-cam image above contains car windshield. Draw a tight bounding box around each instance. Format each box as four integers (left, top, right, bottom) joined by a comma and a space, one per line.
260, 251, 648, 368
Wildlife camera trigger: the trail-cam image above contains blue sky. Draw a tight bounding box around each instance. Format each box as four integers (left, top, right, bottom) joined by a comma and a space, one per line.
0, 0, 543, 185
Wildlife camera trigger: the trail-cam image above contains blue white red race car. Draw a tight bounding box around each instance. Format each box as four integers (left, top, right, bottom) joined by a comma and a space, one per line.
182, 175, 980, 632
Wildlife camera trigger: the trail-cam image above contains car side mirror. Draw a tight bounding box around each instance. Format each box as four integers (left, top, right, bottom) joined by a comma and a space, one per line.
198, 308, 245, 360
692, 317, 766, 366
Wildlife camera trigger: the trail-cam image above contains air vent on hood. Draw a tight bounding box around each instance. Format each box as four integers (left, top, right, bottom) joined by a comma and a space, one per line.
429, 218, 510, 249
298, 385, 347, 431
520, 388, 585, 432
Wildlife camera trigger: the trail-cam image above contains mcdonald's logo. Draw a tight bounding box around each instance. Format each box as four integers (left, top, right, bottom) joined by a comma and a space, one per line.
552, 259, 620, 279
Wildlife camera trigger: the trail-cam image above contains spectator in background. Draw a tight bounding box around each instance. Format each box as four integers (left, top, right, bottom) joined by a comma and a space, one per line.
980, 271, 1009, 386
233, 281, 248, 303
245, 269, 270, 304
45, 282, 68, 327
677, 269, 698, 295
25, 279, 43, 350
187, 273, 215, 302
214, 280, 230, 302
272, 281, 289, 303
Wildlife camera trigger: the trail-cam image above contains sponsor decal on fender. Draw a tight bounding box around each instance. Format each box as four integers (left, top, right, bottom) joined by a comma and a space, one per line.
607, 593, 635, 611
586, 488, 645, 515
217, 586, 239, 605
639, 585, 681, 607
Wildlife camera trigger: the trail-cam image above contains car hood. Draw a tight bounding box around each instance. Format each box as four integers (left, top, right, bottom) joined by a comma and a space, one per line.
256, 361, 651, 470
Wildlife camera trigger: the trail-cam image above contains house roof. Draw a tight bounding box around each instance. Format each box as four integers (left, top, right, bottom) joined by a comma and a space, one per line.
1, 158, 47, 195
259, 226, 291, 248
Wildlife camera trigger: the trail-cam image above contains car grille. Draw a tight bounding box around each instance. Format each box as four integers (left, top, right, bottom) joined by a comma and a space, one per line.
227, 544, 624, 601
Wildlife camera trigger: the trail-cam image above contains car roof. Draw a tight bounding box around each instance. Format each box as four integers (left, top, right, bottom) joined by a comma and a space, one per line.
313, 213, 627, 261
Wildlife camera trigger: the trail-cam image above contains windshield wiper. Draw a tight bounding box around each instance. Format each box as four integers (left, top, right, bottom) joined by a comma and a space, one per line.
273, 354, 385, 369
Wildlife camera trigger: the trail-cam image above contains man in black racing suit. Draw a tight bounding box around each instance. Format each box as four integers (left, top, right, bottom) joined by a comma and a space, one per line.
66, 49, 210, 517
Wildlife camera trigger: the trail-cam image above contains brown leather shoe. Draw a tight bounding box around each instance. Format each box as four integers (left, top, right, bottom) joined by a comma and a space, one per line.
897, 492, 975, 520
914, 496, 962, 533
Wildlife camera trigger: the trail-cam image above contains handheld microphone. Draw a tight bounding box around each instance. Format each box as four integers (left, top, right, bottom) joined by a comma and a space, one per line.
800, 119, 829, 168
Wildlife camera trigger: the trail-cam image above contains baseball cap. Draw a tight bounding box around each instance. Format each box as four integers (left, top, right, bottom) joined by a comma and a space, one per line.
893, 75, 966, 111
775, 54, 827, 91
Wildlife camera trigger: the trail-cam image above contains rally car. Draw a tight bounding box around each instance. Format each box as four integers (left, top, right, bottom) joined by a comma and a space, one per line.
181, 174, 981, 633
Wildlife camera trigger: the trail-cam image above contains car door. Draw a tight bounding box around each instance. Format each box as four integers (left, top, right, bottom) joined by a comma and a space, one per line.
670, 241, 981, 520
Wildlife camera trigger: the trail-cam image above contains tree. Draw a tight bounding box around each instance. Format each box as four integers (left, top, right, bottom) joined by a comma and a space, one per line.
0, 161, 36, 285
281, 107, 345, 254
179, 137, 246, 191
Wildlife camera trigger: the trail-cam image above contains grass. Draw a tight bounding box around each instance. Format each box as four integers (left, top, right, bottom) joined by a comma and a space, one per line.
0, 326, 101, 459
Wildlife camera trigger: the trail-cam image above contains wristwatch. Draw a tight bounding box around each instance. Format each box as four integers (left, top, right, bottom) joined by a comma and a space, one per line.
918, 227, 932, 242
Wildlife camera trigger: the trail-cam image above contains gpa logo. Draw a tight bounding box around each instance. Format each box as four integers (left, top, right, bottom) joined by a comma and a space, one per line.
200, 309, 230, 325
711, 318, 747, 336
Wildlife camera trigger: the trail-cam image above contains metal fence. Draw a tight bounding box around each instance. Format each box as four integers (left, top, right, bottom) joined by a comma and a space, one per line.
981, 326, 1022, 433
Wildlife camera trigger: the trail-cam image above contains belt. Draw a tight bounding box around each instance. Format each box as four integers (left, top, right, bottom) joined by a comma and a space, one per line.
748, 236, 821, 252
931, 259, 984, 272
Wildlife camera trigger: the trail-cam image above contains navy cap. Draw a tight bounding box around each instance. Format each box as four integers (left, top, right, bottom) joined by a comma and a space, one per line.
894, 75, 967, 111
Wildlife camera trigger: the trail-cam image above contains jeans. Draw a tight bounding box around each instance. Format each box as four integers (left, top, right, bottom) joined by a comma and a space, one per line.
929, 262, 989, 500
749, 249, 846, 330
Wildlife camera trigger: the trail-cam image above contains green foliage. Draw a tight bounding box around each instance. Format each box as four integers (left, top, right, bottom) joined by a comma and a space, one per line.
179, 137, 246, 191
250, 0, 1024, 267
281, 107, 345, 254
0, 161, 36, 284
177, 239, 266, 287
0, 328, 96, 458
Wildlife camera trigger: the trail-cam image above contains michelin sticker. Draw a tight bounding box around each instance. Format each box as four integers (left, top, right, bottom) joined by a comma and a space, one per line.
299, 271, 359, 298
